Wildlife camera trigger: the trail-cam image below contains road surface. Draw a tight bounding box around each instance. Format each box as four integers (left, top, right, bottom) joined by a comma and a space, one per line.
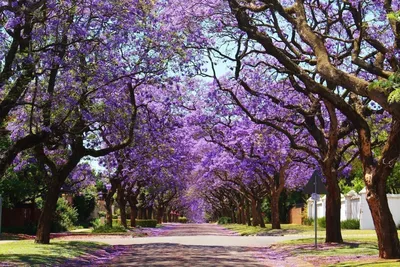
69, 223, 307, 266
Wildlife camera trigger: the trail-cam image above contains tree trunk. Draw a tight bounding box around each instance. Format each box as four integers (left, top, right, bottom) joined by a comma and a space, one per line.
128, 196, 138, 227
325, 174, 343, 243
256, 200, 265, 228
119, 201, 127, 228
117, 185, 127, 228
251, 197, 259, 226
104, 181, 117, 227
271, 194, 281, 229
246, 198, 251, 226
130, 205, 137, 227
163, 208, 168, 222
143, 208, 148, 219
237, 205, 242, 224
137, 207, 143, 219
241, 207, 246, 225
148, 206, 153, 219
157, 207, 164, 224
366, 183, 400, 258
105, 194, 114, 227
359, 120, 400, 258
35, 182, 62, 244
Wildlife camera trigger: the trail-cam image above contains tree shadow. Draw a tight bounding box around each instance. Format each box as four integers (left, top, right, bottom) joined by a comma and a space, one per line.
106, 243, 268, 266
0, 254, 68, 266
0, 241, 106, 266
0, 233, 33, 240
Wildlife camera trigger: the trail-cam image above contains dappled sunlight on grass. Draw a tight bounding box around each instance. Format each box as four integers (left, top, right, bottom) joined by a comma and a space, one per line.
222, 224, 398, 266
0, 240, 107, 265
281, 241, 378, 256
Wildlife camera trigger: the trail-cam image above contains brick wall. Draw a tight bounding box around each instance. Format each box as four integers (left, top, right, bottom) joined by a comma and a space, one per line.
289, 206, 303, 225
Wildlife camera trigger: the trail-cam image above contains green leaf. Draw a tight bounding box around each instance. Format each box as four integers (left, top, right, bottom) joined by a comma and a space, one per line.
388, 88, 400, 104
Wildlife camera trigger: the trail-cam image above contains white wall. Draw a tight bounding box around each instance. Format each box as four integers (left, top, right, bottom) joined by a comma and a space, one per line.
307, 188, 400, 229
359, 188, 400, 230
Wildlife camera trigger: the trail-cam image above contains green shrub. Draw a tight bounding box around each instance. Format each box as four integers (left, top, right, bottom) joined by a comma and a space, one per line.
302, 217, 314, 226
73, 192, 96, 225
341, 219, 360, 229
178, 217, 188, 223
52, 198, 78, 232
135, 219, 157, 228
91, 218, 102, 229
35, 197, 78, 232
92, 225, 126, 233
317, 217, 326, 228
217, 217, 232, 224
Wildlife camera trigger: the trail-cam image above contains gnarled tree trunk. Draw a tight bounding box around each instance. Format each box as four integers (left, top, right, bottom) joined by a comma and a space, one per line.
35, 181, 62, 244
251, 197, 259, 226
359, 119, 400, 258
366, 178, 400, 258
105, 187, 117, 227
116, 185, 127, 228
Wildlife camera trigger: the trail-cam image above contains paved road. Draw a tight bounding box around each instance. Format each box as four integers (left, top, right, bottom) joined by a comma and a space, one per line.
64, 223, 301, 247
72, 223, 305, 266
107, 243, 271, 266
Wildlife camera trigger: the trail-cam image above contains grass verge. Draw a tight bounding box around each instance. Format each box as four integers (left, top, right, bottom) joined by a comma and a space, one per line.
0, 240, 108, 265
223, 223, 400, 238
223, 224, 400, 266
92, 225, 127, 233
330, 259, 400, 266
222, 223, 320, 236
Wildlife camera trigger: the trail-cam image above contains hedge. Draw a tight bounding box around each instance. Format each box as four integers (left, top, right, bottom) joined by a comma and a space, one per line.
135, 219, 157, 228
341, 219, 360, 229
178, 217, 188, 223
317, 217, 326, 228
217, 217, 231, 224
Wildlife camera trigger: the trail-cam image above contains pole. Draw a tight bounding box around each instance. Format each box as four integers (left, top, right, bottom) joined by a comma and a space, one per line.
314, 174, 317, 249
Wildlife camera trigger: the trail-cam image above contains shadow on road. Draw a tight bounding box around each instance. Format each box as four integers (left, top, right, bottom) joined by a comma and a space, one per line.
105, 243, 268, 266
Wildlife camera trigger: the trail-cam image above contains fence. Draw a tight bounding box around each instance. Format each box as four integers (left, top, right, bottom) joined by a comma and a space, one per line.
307, 188, 400, 230
2, 204, 41, 228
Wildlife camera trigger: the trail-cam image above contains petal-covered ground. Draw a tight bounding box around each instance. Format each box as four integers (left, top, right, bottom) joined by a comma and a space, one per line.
52, 223, 387, 266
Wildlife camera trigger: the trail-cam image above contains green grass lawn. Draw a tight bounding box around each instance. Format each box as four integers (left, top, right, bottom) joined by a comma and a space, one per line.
223, 223, 321, 235
0, 240, 108, 265
223, 224, 400, 266
222, 223, 400, 238
279, 238, 378, 255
